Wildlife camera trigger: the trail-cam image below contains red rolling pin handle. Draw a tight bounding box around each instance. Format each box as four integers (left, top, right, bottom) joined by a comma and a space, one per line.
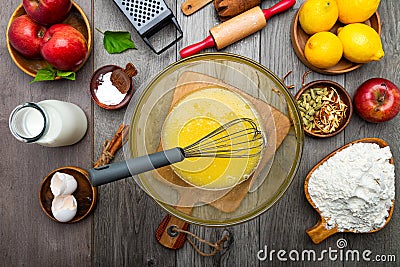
179, 36, 215, 58
263, 0, 296, 20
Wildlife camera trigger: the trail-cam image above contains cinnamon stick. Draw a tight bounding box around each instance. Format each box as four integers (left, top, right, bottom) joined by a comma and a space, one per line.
93, 124, 129, 168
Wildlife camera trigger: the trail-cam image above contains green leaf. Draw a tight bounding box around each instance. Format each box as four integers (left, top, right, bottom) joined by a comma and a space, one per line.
30, 67, 76, 83
103, 31, 136, 54
30, 67, 57, 84
56, 70, 76, 81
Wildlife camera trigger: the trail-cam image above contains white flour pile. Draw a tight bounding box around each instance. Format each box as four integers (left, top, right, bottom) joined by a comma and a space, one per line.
308, 142, 395, 232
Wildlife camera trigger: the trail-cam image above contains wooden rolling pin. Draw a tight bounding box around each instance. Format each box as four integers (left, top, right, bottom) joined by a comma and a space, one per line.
180, 0, 296, 58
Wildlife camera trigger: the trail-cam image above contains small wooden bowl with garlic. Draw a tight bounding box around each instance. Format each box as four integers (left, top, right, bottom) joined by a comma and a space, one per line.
294, 79, 353, 138
39, 166, 97, 223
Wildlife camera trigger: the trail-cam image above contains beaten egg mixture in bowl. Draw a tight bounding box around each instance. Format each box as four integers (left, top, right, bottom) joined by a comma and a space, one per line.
162, 87, 263, 190
123, 53, 304, 226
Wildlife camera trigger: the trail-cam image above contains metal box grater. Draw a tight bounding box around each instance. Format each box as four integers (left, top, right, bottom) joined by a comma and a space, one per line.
113, 0, 183, 54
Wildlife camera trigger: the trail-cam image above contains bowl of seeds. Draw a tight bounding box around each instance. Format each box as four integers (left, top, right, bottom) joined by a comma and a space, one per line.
294, 78, 353, 138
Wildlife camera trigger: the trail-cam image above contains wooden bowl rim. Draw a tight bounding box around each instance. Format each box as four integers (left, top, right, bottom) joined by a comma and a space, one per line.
294, 80, 353, 138
90, 65, 135, 110
290, 9, 381, 75
39, 166, 97, 223
304, 138, 395, 234
6, 1, 92, 78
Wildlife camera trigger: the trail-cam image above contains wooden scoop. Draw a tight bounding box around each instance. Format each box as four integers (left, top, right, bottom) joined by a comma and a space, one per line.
181, 0, 213, 15
214, 0, 261, 21
110, 63, 138, 94
304, 138, 395, 244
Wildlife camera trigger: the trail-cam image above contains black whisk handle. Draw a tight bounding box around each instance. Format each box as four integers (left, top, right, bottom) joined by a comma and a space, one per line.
88, 148, 185, 186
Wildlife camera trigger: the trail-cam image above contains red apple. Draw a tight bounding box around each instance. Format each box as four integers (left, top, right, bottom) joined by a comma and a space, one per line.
23, 0, 72, 25
353, 78, 400, 123
8, 15, 46, 59
40, 24, 88, 71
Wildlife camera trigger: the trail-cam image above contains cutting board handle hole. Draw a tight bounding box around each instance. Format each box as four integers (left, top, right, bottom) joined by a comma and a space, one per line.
167, 225, 179, 237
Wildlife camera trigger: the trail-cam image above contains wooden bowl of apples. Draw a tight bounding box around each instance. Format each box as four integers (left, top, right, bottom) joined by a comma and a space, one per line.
6, 1, 92, 79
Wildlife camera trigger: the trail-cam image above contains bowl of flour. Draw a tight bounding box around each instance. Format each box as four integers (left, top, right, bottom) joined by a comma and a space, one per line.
304, 138, 395, 244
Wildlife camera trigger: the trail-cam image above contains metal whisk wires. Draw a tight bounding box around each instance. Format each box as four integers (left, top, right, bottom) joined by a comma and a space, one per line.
182, 118, 264, 158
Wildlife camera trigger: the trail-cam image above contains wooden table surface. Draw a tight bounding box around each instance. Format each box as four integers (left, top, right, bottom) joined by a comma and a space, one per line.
1, 0, 399, 266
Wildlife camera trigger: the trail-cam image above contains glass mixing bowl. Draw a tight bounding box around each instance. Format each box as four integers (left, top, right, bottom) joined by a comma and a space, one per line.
123, 53, 304, 226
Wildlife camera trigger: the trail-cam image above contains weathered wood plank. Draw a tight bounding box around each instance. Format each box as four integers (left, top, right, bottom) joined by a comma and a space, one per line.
259, 1, 344, 266
174, 2, 262, 267
0, 0, 93, 266
343, 2, 400, 266
257, 0, 398, 266
92, 0, 178, 266
175, 4, 229, 267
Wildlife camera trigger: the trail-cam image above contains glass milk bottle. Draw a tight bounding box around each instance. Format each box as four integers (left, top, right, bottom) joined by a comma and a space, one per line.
9, 100, 87, 147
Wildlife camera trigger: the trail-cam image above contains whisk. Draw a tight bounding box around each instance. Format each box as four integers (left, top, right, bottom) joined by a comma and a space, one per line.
89, 118, 264, 186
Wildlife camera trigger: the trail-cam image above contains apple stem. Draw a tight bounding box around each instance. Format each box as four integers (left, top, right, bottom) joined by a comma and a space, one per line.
38, 29, 46, 38
378, 82, 388, 103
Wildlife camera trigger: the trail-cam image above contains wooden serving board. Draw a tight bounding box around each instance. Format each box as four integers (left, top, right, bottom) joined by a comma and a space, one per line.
156, 71, 291, 211
304, 138, 395, 244
155, 71, 291, 249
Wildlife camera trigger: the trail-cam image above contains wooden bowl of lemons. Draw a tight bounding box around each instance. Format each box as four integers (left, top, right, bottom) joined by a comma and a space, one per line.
291, 0, 381, 75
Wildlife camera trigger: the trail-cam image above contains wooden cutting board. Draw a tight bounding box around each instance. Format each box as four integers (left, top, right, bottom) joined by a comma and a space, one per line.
156, 71, 291, 212
155, 71, 291, 249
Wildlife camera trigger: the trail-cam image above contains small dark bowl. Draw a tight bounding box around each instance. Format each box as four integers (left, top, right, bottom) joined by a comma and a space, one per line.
39, 166, 97, 223
90, 65, 134, 110
294, 80, 353, 138
290, 9, 381, 75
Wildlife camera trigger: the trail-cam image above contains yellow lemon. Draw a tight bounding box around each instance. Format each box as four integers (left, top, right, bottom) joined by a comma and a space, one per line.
337, 23, 384, 63
299, 0, 338, 35
304, 32, 343, 69
337, 0, 380, 24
